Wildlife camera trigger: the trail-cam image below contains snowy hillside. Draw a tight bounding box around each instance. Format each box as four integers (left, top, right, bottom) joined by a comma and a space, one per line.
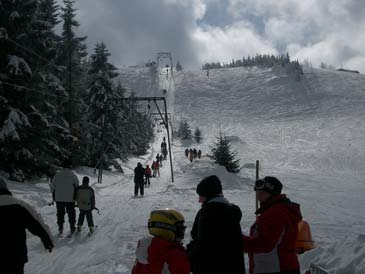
7, 66, 365, 274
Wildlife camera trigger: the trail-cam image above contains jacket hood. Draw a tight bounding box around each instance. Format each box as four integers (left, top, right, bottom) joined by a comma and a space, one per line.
205, 196, 242, 222
257, 194, 302, 223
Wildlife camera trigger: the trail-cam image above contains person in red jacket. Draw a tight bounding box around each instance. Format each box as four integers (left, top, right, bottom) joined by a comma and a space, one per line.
131, 209, 190, 274
243, 176, 302, 274
144, 165, 152, 187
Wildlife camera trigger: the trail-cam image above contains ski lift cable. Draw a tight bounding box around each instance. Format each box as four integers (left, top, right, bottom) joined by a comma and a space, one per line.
4, 36, 62, 71
0, 81, 82, 102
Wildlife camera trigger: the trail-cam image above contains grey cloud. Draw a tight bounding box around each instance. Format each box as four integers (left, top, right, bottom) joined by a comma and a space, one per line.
60, 0, 203, 68
53, 0, 365, 72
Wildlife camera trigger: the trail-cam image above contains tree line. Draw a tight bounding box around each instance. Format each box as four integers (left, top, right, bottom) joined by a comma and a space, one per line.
202, 53, 303, 80
0, 0, 153, 181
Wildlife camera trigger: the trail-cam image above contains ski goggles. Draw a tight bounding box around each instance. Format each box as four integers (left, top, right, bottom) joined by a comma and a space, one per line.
254, 178, 275, 191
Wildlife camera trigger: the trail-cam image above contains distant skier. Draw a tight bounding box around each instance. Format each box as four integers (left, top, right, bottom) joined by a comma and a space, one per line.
156, 153, 162, 167
197, 149, 202, 159
193, 148, 198, 159
161, 139, 168, 160
185, 148, 189, 158
131, 209, 190, 274
152, 161, 160, 178
0, 177, 54, 274
189, 149, 194, 162
75, 176, 96, 234
145, 165, 152, 187
134, 163, 145, 197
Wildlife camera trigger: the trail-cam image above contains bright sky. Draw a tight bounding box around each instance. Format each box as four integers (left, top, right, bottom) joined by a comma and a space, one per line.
61, 0, 365, 70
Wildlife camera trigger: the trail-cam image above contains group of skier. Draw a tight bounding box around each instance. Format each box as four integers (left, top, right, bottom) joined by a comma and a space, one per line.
132, 175, 302, 274
133, 138, 170, 197
50, 159, 96, 236
0, 159, 98, 274
185, 148, 202, 162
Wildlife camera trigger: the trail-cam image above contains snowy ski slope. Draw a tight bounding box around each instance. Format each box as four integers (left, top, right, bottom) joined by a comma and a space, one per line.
9, 65, 365, 274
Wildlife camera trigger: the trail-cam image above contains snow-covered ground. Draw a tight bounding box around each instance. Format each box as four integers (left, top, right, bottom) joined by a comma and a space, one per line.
6, 66, 365, 273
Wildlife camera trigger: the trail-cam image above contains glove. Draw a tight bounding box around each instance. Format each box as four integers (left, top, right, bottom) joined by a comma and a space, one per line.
44, 241, 54, 253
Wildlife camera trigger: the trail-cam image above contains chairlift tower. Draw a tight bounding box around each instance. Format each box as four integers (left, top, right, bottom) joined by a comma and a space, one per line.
157, 52, 174, 77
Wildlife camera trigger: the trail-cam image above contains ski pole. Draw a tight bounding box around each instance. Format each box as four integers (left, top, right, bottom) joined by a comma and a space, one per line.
93, 207, 100, 215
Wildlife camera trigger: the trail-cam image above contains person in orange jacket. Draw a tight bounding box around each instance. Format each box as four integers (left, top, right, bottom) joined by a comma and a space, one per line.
243, 176, 302, 274
131, 209, 190, 274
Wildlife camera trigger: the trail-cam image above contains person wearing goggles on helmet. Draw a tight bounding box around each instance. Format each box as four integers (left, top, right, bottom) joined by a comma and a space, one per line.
243, 176, 302, 274
131, 209, 190, 274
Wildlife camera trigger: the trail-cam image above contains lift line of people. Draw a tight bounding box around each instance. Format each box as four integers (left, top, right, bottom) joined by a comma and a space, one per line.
133, 137, 169, 197
0, 154, 314, 274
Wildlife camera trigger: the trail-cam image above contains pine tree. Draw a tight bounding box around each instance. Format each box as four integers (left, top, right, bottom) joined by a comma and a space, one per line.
194, 127, 202, 143
208, 132, 240, 173
85, 42, 119, 169
0, 0, 69, 180
58, 0, 87, 137
177, 120, 192, 140
176, 60, 183, 71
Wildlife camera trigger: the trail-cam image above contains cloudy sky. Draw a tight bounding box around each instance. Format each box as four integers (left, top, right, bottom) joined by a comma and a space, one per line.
62, 0, 365, 72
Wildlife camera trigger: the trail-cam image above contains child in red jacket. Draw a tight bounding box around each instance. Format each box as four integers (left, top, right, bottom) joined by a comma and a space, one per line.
131, 209, 190, 274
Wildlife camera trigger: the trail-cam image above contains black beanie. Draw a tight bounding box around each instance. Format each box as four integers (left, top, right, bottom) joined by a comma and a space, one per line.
254, 176, 282, 195
196, 175, 222, 197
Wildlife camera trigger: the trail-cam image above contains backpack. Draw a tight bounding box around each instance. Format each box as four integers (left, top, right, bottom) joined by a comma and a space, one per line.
296, 219, 315, 254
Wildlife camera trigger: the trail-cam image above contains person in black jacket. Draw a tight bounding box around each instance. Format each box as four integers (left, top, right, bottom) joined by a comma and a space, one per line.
134, 163, 145, 197
186, 175, 245, 274
0, 177, 54, 274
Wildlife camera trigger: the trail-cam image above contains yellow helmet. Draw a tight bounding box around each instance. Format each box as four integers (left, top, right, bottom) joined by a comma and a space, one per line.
148, 209, 186, 242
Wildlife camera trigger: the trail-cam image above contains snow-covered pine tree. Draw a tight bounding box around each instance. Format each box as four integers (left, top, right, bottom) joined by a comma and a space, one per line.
0, 0, 69, 180
194, 127, 202, 143
177, 120, 192, 140
85, 42, 119, 169
57, 0, 87, 138
208, 131, 240, 173
176, 60, 183, 71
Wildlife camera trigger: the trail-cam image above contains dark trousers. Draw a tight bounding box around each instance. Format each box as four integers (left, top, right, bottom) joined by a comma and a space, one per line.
56, 202, 76, 231
145, 176, 150, 186
134, 183, 144, 196
77, 209, 94, 227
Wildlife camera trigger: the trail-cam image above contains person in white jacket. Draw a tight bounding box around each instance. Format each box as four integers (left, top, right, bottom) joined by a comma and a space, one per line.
50, 159, 79, 235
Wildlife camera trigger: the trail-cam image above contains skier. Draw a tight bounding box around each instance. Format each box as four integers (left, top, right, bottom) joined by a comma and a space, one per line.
151, 161, 157, 177
162, 146, 168, 160
156, 153, 162, 167
193, 148, 198, 159
189, 150, 194, 163
186, 175, 245, 274
144, 165, 152, 187
75, 176, 96, 234
197, 149, 202, 159
243, 177, 302, 274
185, 148, 189, 158
131, 209, 190, 274
0, 177, 54, 274
50, 159, 79, 236
134, 163, 145, 197
153, 160, 160, 178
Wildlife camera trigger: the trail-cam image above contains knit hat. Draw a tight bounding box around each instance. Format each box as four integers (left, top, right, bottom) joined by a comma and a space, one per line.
254, 176, 282, 195
196, 175, 222, 197
0, 176, 9, 191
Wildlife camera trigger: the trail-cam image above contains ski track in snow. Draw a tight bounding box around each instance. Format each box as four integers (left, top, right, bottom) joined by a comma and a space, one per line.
7, 66, 365, 273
